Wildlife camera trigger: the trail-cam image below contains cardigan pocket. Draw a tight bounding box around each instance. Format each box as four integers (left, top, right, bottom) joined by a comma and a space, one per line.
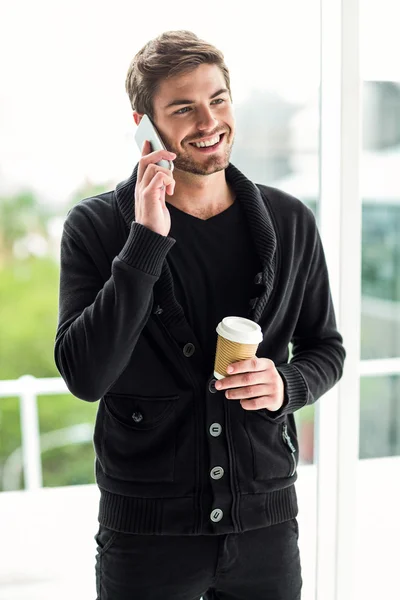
244, 412, 298, 482
96, 393, 179, 483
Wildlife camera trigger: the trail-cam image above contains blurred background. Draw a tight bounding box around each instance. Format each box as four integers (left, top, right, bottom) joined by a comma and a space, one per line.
0, 0, 398, 599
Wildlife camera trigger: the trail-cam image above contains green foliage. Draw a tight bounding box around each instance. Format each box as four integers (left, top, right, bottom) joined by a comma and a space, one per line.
0, 251, 98, 491
38, 393, 97, 488
0, 188, 100, 491
0, 396, 22, 481
42, 443, 96, 487
0, 257, 60, 379
0, 393, 97, 491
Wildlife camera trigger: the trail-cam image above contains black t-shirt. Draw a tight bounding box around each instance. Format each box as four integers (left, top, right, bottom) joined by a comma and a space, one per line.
167, 198, 263, 374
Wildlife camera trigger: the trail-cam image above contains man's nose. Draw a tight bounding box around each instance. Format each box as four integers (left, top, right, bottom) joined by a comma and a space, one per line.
196, 106, 218, 131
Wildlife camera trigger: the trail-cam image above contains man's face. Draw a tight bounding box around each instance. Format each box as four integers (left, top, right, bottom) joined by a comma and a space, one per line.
150, 63, 235, 176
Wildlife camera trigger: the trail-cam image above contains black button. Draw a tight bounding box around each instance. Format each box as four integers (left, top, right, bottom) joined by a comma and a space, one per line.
132, 411, 143, 423
254, 273, 263, 285
183, 343, 195, 357
249, 297, 258, 310
153, 305, 163, 315
209, 378, 218, 393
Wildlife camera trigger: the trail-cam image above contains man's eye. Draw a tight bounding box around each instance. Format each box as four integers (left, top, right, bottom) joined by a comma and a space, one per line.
174, 106, 192, 115
174, 99, 225, 115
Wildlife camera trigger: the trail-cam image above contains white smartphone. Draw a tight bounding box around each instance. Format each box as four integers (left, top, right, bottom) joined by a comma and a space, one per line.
134, 114, 174, 171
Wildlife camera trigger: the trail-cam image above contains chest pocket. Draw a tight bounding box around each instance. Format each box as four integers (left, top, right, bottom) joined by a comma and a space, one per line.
94, 393, 179, 483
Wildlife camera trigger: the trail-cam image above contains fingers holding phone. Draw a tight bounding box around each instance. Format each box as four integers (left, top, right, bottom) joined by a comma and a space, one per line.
142, 164, 175, 194
135, 140, 176, 237
138, 139, 176, 197
138, 140, 176, 192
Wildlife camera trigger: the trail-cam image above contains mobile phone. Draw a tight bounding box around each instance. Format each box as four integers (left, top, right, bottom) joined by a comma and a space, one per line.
134, 114, 174, 171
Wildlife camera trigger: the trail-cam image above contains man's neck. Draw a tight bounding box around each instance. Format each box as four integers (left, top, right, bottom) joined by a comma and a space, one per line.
167, 168, 235, 220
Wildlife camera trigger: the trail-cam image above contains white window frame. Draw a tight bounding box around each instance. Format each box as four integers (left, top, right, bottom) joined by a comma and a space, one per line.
317, 1, 361, 599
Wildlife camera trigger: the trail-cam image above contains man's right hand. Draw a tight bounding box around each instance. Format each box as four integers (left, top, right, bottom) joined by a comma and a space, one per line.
135, 140, 176, 237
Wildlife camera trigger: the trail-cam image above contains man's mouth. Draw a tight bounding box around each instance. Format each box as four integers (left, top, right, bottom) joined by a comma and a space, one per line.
189, 133, 226, 152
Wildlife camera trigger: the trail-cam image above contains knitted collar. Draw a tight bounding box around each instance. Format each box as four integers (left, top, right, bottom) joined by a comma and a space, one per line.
115, 162, 277, 325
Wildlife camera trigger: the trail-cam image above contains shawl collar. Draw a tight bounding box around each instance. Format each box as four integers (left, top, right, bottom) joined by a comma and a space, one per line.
115, 163, 277, 325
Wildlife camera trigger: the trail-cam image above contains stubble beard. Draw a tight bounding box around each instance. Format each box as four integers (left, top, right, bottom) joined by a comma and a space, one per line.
166, 133, 235, 176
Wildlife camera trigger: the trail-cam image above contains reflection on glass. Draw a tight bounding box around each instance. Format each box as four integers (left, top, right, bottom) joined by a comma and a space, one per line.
360, 375, 400, 458
361, 81, 400, 360
360, 80, 400, 461
295, 406, 315, 465
361, 204, 400, 359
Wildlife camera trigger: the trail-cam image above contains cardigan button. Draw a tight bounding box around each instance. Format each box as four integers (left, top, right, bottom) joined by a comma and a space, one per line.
209, 423, 222, 437
254, 272, 263, 285
132, 411, 143, 423
153, 305, 163, 315
210, 508, 223, 523
210, 466, 224, 480
208, 378, 218, 393
183, 343, 195, 357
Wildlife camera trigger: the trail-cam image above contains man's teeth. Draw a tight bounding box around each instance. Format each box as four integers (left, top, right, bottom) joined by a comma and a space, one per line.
193, 135, 220, 148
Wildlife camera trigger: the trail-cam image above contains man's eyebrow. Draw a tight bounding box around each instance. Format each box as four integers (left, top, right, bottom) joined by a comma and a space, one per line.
165, 88, 229, 109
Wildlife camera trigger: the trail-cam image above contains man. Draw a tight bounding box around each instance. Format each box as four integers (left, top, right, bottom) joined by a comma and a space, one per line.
55, 30, 345, 600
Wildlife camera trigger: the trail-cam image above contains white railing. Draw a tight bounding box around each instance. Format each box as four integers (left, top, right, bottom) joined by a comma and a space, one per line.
0, 359, 399, 492
0, 375, 73, 490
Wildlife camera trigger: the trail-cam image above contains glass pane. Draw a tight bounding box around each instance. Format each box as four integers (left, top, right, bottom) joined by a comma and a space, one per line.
357, 2, 400, 597
361, 146, 400, 360
361, 8, 400, 361
360, 0, 400, 450
360, 375, 400, 458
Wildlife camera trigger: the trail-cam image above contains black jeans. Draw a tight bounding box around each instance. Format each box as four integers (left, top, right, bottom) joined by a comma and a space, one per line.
95, 519, 302, 600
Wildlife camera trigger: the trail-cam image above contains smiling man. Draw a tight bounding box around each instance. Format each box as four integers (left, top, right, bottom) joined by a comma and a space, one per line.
153, 66, 233, 175
55, 30, 345, 600
135, 61, 237, 220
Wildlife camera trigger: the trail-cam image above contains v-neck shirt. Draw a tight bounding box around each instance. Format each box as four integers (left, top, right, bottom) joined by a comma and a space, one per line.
167, 199, 262, 374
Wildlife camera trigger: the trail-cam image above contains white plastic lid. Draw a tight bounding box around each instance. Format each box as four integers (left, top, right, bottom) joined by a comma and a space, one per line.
216, 316, 263, 345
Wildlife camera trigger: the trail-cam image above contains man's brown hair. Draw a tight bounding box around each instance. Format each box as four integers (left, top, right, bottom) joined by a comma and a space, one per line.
125, 30, 231, 120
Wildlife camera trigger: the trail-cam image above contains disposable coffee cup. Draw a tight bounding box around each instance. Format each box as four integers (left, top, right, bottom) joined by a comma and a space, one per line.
213, 316, 263, 380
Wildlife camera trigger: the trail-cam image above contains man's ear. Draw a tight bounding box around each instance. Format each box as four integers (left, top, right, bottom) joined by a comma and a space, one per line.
133, 112, 143, 126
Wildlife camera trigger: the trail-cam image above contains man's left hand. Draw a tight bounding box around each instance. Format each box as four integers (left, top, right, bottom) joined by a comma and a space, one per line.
214, 357, 285, 411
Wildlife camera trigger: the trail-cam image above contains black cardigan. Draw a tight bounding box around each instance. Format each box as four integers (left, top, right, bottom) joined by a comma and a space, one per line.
55, 162, 345, 535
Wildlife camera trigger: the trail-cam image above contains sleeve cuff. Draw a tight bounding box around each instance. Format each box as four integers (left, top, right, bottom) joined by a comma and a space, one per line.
118, 222, 176, 277
264, 363, 309, 420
